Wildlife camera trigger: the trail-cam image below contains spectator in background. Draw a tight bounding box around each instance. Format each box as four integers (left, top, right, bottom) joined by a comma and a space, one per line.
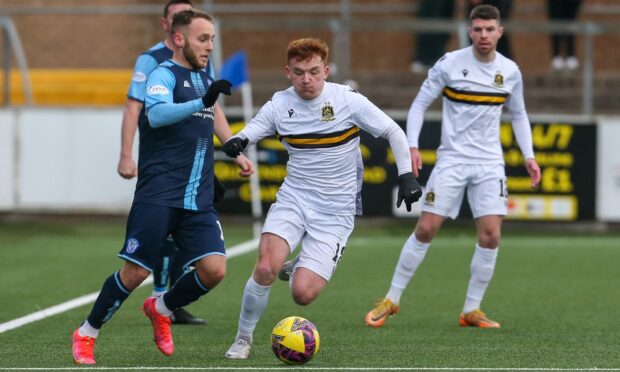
411, 0, 455, 74
548, 0, 582, 71
468, 0, 512, 60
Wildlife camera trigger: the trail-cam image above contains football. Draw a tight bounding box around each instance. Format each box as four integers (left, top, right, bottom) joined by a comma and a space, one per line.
271, 316, 320, 365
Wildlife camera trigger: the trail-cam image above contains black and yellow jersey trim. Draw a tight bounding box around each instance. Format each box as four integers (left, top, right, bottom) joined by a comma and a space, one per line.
277, 126, 360, 149
442, 86, 508, 106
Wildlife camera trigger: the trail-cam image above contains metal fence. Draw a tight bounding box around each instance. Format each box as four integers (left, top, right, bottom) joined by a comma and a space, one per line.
2, 2, 620, 116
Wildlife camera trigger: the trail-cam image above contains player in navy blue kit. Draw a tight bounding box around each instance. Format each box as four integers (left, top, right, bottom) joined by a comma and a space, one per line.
117, 0, 251, 325
72, 9, 244, 364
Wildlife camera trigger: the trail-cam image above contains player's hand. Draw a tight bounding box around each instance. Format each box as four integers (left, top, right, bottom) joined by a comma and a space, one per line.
235, 153, 254, 177
202, 80, 232, 108
396, 172, 423, 212
222, 137, 249, 158
410, 147, 423, 178
525, 158, 541, 188
117, 155, 137, 179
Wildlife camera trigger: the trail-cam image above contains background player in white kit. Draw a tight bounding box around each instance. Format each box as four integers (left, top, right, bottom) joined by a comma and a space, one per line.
221, 37, 423, 359
365, 5, 541, 329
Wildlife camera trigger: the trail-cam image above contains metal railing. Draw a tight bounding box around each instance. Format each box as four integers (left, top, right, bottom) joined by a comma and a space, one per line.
1, 3, 620, 115
0, 16, 32, 106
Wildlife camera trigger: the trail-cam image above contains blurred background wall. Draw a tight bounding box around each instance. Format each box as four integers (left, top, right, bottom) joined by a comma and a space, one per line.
1, 0, 619, 223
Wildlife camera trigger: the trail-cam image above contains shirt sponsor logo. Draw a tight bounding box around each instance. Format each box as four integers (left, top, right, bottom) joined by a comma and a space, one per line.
132, 71, 147, 82
147, 85, 170, 95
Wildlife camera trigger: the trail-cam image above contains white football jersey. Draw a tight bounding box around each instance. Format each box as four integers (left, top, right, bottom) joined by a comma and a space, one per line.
412, 46, 530, 164
238, 82, 396, 215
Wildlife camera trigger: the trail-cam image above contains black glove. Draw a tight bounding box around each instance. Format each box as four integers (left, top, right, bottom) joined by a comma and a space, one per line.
222, 137, 249, 158
202, 79, 232, 108
396, 172, 423, 212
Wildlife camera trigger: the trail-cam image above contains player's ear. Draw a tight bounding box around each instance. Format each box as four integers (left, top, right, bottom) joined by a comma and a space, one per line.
172, 31, 184, 48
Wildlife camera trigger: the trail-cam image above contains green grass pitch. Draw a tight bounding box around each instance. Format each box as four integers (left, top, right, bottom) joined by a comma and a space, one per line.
0, 218, 619, 369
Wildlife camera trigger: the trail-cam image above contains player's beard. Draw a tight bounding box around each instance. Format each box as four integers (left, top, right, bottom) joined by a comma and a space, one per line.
183, 43, 205, 70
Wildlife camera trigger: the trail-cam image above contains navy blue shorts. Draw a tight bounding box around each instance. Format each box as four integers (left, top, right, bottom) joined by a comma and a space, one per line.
118, 202, 225, 272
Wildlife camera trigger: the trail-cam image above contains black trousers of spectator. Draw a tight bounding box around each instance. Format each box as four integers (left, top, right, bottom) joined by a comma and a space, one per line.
414, 0, 455, 66
548, 0, 582, 56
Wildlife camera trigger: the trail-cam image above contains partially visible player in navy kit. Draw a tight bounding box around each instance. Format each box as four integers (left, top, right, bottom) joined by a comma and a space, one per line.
71, 9, 243, 365
117, 0, 252, 325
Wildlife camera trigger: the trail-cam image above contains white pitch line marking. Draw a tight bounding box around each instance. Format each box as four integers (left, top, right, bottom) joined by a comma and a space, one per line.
0, 238, 260, 334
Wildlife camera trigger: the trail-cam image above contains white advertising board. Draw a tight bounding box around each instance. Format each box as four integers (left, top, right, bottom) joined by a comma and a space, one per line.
17, 108, 135, 212
597, 118, 620, 221
0, 110, 16, 210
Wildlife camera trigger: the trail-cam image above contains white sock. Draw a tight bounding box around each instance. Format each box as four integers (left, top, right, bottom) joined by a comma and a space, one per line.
386, 233, 430, 304
288, 269, 297, 289
463, 244, 498, 314
151, 289, 166, 297
155, 296, 173, 317
237, 276, 271, 343
79, 320, 99, 339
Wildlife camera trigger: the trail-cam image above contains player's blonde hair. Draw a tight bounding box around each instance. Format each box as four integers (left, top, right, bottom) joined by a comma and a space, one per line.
286, 38, 329, 64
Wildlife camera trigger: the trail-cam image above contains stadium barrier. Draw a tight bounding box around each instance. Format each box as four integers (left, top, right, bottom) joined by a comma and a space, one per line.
1, 108, 618, 222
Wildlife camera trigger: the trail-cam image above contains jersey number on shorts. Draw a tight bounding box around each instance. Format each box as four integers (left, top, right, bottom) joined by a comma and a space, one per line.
499, 179, 508, 198
332, 243, 346, 264
216, 220, 224, 241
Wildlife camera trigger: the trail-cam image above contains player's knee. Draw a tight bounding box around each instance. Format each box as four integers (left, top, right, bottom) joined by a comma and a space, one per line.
120, 263, 150, 290
415, 224, 437, 242
253, 262, 277, 285
291, 288, 317, 306
479, 231, 500, 248
196, 265, 226, 287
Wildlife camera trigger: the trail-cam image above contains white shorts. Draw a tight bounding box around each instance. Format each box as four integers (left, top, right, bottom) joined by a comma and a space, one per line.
262, 199, 354, 281
421, 162, 507, 219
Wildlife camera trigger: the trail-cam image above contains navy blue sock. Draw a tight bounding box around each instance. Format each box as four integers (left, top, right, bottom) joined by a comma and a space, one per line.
87, 271, 131, 329
163, 271, 209, 310
169, 254, 187, 287
153, 238, 176, 292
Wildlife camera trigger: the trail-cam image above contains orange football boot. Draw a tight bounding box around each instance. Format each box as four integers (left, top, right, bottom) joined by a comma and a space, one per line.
143, 297, 174, 355
71, 328, 96, 365
459, 309, 500, 328
364, 298, 400, 328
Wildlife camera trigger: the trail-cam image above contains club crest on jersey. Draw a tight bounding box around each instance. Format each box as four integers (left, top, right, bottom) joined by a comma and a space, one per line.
493, 72, 504, 87
125, 238, 140, 254
320, 102, 335, 122
424, 191, 435, 205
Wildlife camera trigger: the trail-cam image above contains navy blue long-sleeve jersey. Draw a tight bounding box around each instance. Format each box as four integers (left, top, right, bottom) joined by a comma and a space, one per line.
136, 60, 216, 211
